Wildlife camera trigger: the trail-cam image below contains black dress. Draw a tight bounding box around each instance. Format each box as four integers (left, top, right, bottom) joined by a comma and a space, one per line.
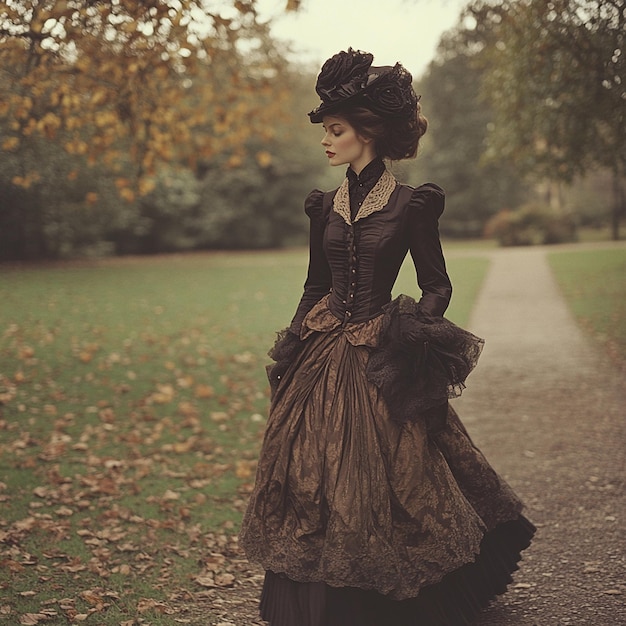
240, 158, 534, 626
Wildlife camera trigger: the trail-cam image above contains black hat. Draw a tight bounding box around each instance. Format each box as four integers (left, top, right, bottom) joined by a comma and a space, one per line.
308, 48, 419, 124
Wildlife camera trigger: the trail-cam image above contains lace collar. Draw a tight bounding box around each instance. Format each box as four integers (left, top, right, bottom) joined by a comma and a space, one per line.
333, 168, 397, 225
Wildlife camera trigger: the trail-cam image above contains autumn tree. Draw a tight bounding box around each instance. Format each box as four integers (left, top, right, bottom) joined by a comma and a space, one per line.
1, 0, 291, 185
0, 0, 316, 258
465, 0, 625, 237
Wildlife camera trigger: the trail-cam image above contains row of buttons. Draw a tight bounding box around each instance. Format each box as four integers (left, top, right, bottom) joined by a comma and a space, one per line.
343, 174, 370, 323
343, 227, 357, 323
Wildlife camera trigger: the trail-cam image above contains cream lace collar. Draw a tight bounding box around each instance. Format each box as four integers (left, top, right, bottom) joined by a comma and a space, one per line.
332, 168, 397, 225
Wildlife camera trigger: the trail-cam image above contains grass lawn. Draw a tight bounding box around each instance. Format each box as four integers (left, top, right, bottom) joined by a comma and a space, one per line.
548, 247, 626, 363
0, 248, 487, 624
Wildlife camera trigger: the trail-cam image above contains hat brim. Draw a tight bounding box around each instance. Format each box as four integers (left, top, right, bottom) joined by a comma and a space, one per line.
308, 93, 366, 124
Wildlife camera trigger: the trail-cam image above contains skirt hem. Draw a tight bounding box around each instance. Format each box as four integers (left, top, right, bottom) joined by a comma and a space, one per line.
259, 514, 535, 626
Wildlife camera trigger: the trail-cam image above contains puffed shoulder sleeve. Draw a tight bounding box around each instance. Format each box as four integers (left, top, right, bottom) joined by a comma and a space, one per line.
289, 189, 332, 334
407, 183, 452, 317
304, 188, 325, 219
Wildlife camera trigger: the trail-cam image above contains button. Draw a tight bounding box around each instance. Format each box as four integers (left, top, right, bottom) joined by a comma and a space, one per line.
342, 300, 347, 304
349, 293, 354, 298
351, 269, 356, 274
345, 311, 352, 318
350, 282, 356, 287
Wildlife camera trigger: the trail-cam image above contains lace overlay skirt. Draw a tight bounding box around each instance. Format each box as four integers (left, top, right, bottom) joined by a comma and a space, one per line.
239, 297, 534, 623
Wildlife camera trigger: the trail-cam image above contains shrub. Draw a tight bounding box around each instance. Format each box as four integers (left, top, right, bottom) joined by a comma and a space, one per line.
484, 203, 578, 246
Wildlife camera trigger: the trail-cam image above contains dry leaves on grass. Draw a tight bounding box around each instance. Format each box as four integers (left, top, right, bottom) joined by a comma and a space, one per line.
0, 325, 267, 623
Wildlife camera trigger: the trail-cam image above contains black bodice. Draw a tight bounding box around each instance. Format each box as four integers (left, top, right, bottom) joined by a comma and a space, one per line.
290, 166, 452, 333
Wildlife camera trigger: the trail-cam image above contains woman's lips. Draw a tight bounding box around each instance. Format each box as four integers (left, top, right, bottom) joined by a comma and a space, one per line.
326, 151, 335, 158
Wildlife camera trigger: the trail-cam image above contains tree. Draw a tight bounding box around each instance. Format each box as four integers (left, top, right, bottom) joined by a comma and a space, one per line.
0, 1, 290, 194
410, 27, 529, 237
115, 66, 331, 255
465, 0, 625, 237
0, 0, 319, 259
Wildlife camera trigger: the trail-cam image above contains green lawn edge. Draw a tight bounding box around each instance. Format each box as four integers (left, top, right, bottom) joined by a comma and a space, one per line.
548, 247, 626, 364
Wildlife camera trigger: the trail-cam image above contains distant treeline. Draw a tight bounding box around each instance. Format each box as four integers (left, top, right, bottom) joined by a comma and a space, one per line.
0, 0, 622, 260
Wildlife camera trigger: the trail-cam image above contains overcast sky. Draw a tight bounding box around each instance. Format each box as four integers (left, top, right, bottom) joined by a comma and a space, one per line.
257, 0, 470, 79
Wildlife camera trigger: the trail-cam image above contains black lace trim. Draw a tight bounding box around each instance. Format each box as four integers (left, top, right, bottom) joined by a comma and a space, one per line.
266, 329, 304, 397
366, 295, 484, 431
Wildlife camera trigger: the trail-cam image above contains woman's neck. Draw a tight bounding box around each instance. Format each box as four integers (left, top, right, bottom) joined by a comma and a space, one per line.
350, 156, 381, 177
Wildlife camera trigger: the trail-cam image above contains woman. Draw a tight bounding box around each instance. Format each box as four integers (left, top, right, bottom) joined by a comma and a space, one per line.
240, 49, 534, 626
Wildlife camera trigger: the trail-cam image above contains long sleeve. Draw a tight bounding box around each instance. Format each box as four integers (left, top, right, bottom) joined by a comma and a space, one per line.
289, 190, 332, 334
407, 184, 452, 318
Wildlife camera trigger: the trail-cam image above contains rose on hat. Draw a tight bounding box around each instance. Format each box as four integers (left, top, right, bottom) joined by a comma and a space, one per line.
308, 48, 419, 124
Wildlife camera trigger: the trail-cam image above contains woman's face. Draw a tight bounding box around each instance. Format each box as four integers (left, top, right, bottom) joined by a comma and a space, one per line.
321, 115, 376, 174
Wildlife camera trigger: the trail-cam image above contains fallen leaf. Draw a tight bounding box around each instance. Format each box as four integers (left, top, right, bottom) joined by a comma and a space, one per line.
194, 574, 215, 588
19, 615, 45, 625
194, 384, 214, 399
215, 572, 235, 587
136, 598, 170, 614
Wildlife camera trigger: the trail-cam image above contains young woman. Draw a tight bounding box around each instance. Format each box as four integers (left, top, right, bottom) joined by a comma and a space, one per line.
240, 48, 534, 626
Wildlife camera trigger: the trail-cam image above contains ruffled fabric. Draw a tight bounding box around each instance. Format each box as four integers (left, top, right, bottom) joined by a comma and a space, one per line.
259, 515, 535, 626
366, 294, 484, 431
300, 294, 382, 347
266, 329, 305, 398
273, 293, 483, 432
242, 295, 527, 605
267, 295, 382, 397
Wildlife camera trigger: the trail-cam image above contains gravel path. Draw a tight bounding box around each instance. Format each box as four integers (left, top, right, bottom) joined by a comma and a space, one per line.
455, 245, 625, 625
199, 244, 625, 626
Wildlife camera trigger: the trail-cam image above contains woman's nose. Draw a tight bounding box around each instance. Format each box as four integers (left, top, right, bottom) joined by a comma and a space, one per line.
321, 134, 330, 146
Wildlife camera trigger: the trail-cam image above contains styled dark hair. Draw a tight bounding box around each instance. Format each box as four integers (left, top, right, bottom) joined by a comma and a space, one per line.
308, 49, 427, 160
335, 103, 428, 161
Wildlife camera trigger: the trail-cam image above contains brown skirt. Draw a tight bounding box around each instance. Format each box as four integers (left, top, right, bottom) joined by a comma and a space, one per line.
240, 298, 534, 624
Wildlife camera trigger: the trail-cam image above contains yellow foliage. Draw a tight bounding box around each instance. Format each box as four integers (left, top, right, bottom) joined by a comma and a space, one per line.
65, 139, 88, 155
121, 20, 137, 34
138, 178, 156, 196
94, 111, 118, 129
119, 188, 136, 203
256, 150, 272, 168
90, 90, 108, 107
37, 112, 62, 139
227, 154, 243, 168
2, 137, 20, 151
0, 0, 293, 202
11, 172, 40, 189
